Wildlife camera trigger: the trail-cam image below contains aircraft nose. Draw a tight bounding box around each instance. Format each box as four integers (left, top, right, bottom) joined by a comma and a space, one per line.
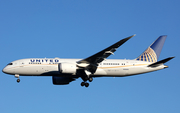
2, 67, 6, 73
2, 67, 9, 74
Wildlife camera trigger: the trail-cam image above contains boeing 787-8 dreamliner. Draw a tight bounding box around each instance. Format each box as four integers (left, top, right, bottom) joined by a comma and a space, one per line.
2, 35, 174, 87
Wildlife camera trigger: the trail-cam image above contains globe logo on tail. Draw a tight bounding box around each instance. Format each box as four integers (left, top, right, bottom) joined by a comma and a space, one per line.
136, 35, 167, 63
136, 47, 157, 62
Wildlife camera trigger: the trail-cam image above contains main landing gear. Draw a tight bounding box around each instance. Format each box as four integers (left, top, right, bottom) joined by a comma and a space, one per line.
15, 74, 20, 83
81, 77, 93, 87
81, 82, 89, 87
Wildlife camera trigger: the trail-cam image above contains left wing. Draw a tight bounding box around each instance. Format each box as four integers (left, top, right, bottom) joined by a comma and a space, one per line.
77, 34, 135, 65
77, 35, 135, 75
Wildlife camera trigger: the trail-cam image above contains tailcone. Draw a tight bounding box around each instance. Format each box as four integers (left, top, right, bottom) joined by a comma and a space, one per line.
164, 65, 168, 68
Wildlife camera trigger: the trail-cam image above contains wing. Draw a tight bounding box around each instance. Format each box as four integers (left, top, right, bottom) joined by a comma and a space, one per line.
77, 34, 135, 65
76, 35, 135, 76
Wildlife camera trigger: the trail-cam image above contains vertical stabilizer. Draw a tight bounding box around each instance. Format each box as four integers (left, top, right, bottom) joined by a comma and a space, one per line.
136, 35, 167, 62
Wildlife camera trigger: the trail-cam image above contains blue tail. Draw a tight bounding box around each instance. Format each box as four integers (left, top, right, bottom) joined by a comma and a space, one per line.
136, 35, 167, 62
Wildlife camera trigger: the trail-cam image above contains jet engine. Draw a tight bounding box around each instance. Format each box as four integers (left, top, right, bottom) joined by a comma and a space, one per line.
58, 63, 77, 74
52, 76, 75, 85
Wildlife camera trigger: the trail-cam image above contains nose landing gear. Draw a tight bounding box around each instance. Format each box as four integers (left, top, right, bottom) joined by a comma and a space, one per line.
15, 74, 20, 83
17, 78, 20, 83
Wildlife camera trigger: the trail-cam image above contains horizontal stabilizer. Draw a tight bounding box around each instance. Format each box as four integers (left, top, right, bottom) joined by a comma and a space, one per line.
148, 57, 175, 67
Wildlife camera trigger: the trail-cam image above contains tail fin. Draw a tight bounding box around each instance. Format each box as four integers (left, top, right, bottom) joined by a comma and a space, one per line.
136, 35, 167, 62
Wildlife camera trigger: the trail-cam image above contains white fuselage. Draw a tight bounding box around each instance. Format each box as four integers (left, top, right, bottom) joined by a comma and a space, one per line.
2, 58, 167, 77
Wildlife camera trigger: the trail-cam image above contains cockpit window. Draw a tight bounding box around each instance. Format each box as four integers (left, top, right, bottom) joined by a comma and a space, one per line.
7, 63, 13, 65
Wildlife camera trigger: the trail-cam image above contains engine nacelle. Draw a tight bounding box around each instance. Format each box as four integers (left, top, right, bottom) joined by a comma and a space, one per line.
58, 63, 77, 74
52, 76, 74, 85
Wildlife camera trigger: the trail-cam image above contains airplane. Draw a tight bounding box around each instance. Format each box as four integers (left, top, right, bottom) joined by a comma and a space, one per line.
2, 35, 174, 87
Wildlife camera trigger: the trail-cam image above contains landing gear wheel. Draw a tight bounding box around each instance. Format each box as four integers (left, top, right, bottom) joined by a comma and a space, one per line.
85, 83, 89, 87
89, 77, 93, 82
17, 79, 20, 83
81, 82, 85, 86
81, 82, 89, 87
